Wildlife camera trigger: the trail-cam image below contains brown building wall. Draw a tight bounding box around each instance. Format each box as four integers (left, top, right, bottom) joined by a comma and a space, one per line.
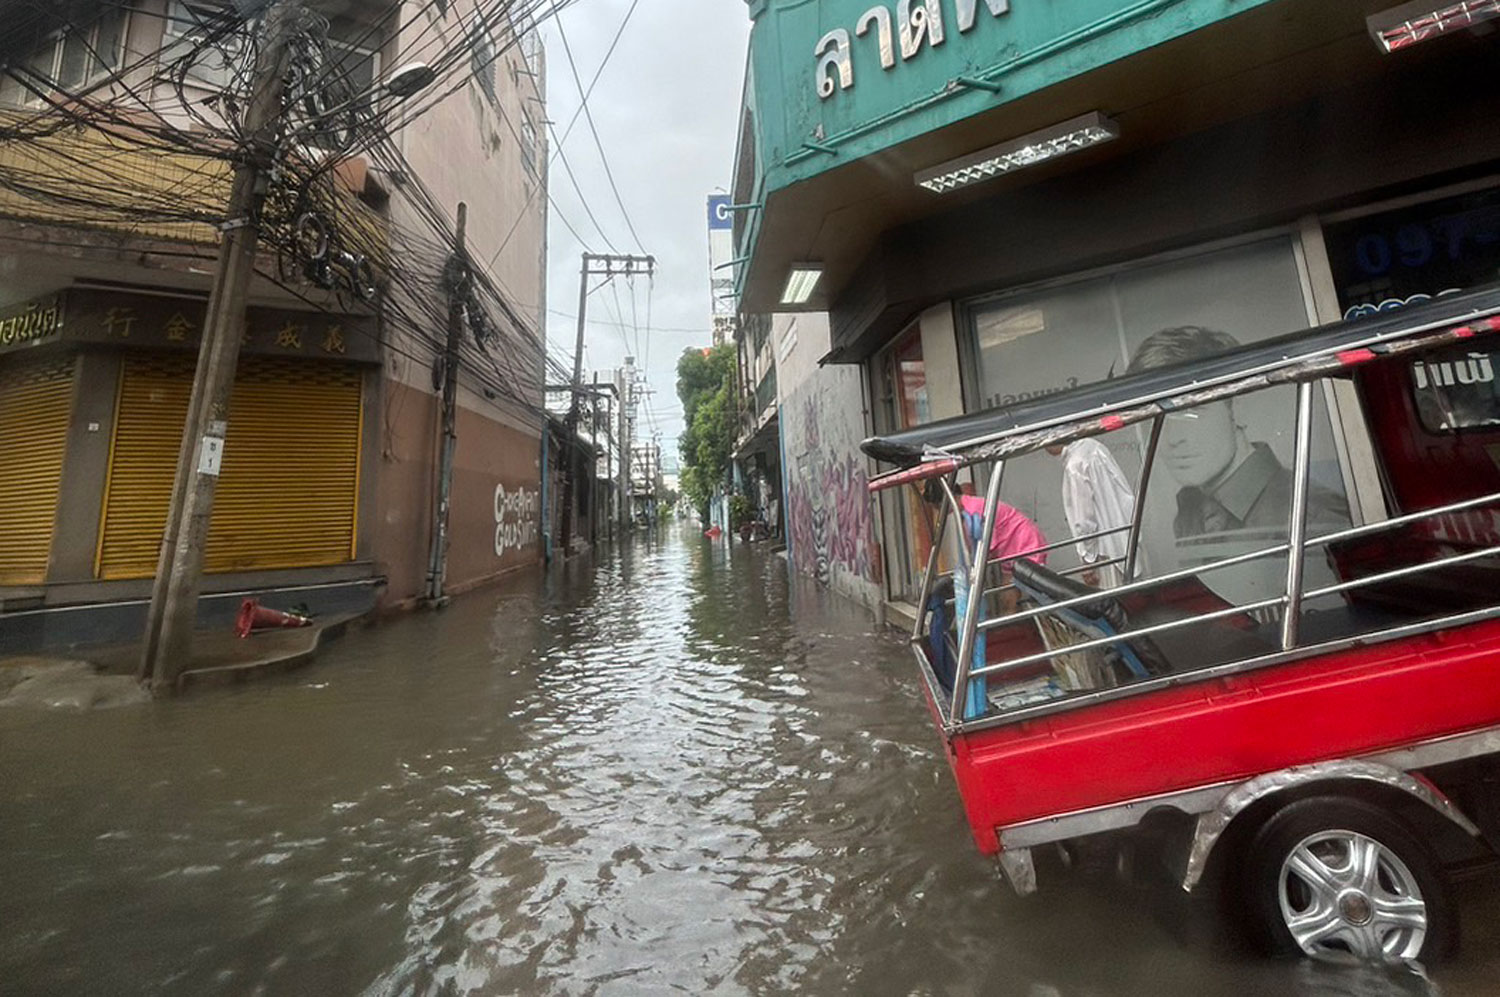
374, 377, 542, 609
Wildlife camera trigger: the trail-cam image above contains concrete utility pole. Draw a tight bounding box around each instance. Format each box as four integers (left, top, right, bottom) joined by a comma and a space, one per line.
140, 0, 299, 691
602, 387, 613, 542
425, 202, 468, 606
619, 356, 633, 531
588, 382, 600, 549
558, 253, 653, 554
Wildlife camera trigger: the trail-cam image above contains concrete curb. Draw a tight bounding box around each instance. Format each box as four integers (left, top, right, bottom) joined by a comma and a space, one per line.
175, 614, 359, 693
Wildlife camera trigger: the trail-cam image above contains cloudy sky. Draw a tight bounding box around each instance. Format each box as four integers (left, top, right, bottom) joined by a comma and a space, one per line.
536, 1, 751, 471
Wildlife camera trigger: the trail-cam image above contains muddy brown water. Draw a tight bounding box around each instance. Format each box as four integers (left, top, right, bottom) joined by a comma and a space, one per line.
3, 527, 1498, 995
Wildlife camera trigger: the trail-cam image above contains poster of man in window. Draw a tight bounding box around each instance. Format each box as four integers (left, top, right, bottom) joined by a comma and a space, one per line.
971, 238, 1354, 609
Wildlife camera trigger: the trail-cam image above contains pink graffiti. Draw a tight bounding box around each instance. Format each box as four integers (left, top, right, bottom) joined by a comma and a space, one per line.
788, 451, 878, 586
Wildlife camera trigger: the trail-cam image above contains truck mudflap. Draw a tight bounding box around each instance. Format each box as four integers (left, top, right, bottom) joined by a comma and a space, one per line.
996, 847, 1037, 896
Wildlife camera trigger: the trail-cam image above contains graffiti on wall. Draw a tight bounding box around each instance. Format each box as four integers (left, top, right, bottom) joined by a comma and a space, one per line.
785, 376, 882, 599
494, 483, 540, 557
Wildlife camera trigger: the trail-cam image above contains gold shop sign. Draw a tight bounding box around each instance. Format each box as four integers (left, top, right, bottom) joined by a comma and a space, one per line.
0, 296, 62, 352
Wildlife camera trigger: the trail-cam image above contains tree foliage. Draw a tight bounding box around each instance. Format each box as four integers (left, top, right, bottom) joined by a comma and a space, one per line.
676, 344, 736, 519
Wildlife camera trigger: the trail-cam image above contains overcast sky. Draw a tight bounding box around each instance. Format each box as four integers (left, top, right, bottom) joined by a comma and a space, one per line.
537, 1, 751, 472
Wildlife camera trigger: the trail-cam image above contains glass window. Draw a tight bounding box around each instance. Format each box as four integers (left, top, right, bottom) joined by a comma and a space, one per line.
1410, 345, 1500, 433
876, 325, 934, 602
894, 330, 929, 427
165, 1, 250, 90
0, 9, 127, 105
59, 31, 91, 89
1324, 186, 1500, 321
328, 38, 377, 96
966, 237, 1351, 582
472, 20, 497, 101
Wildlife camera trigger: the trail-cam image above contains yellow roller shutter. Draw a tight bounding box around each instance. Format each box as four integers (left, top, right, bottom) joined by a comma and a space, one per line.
96, 354, 193, 579
0, 354, 74, 584
97, 355, 362, 579
205, 358, 362, 572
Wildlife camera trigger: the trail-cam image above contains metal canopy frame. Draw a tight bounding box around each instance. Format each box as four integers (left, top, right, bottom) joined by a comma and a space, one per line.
887, 301, 1500, 733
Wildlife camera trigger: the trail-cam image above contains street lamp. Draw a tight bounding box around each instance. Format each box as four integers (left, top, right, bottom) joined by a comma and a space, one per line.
384, 61, 435, 100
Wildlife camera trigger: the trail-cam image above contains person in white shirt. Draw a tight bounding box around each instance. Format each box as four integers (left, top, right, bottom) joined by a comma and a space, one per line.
1047, 437, 1136, 587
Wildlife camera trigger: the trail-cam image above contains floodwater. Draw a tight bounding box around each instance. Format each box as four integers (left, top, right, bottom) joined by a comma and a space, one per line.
3, 527, 1499, 996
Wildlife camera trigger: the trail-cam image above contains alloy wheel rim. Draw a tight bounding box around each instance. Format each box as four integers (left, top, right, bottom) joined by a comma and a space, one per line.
1277, 829, 1428, 961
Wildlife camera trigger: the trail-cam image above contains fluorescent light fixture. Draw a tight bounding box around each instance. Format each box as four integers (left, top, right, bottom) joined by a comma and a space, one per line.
780, 265, 823, 305
914, 111, 1119, 194
1368, 0, 1500, 52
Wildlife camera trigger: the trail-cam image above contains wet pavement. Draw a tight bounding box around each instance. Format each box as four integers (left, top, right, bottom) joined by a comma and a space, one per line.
3, 526, 1499, 996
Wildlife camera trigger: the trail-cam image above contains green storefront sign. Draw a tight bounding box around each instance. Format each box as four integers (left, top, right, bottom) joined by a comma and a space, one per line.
743, 0, 1283, 195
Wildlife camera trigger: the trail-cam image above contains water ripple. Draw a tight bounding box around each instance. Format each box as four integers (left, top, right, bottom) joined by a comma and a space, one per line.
2, 530, 1496, 995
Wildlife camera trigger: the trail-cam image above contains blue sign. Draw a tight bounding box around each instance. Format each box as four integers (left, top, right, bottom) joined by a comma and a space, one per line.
707, 195, 733, 231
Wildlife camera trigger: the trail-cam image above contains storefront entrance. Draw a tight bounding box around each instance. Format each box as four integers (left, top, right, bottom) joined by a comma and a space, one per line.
0, 354, 74, 585
96, 354, 363, 579
875, 325, 933, 603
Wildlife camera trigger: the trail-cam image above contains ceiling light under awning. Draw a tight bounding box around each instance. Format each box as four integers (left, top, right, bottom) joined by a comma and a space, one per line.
1369, 0, 1500, 53
914, 112, 1120, 195
780, 265, 823, 305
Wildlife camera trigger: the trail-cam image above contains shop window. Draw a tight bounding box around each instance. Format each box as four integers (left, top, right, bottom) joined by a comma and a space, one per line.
1324, 186, 1500, 322
877, 324, 934, 602
893, 331, 929, 427
964, 237, 1352, 583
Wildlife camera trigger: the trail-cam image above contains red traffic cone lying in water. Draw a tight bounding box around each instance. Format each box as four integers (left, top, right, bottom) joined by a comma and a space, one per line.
235, 598, 312, 638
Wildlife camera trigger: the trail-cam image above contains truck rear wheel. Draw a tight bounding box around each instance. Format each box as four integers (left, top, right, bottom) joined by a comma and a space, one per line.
1238, 796, 1455, 962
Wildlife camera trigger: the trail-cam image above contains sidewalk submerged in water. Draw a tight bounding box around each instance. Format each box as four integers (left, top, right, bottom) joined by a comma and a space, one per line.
0, 613, 359, 707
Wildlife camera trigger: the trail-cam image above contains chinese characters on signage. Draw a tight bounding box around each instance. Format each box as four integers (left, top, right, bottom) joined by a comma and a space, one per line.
0, 289, 378, 362
45, 289, 381, 363
816, 0, 1011, 100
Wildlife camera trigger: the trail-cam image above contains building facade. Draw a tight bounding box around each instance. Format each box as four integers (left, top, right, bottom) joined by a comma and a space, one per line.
731, 311, 784, 540
773, 311, 883, 610
372, 0, 549, 607
0, 0, 548, 648
733, 0, 1500, 615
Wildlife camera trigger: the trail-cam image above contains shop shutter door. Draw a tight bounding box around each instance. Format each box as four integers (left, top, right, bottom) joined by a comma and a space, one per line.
204, 358, 362, 572
96, 354, 193, 579
97, 355, 362, 579
0, 355, 74, 584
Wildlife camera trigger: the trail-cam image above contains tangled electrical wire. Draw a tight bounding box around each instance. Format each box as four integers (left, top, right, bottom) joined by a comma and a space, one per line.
0, 0, 583, 414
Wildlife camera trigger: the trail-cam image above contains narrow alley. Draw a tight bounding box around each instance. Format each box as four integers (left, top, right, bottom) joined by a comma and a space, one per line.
3, 529, 1499, 996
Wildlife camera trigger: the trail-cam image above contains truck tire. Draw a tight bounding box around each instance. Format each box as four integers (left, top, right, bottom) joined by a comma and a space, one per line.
1238, 796, 1455, 962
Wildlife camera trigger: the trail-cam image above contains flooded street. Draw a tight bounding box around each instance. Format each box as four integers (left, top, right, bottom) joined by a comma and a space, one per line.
3, 528, 1499, 996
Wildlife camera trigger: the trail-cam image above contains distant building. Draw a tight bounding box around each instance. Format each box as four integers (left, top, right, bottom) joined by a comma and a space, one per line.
0, 0, 548, 648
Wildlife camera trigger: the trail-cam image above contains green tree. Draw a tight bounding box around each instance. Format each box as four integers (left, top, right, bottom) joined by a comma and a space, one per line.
676, 345, 737, 520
